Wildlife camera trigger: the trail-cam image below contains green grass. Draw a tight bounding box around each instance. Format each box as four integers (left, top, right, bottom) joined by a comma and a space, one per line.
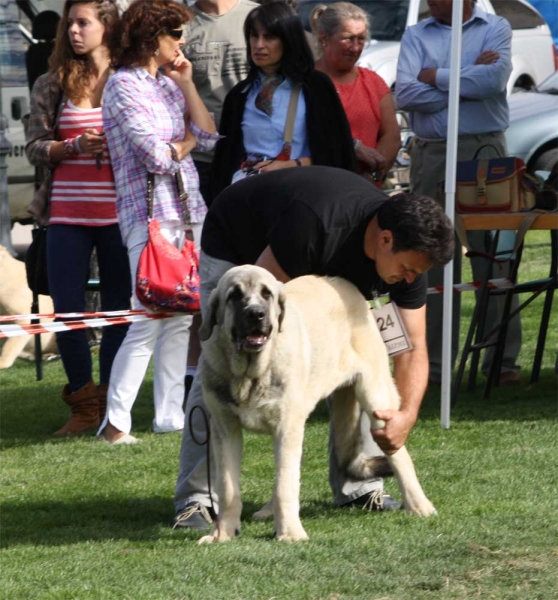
1, 231, 557, 600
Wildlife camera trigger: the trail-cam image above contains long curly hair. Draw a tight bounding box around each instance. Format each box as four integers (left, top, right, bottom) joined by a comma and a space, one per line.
49, 0, 119, 101
110, 0, 192, 69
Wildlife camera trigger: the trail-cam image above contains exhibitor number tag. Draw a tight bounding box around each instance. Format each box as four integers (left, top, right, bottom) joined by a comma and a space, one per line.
371, 300, 412, 356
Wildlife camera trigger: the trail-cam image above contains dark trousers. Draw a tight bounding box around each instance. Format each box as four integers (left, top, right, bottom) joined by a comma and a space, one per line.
47, 224, 131, 390
194, 160, 213, 207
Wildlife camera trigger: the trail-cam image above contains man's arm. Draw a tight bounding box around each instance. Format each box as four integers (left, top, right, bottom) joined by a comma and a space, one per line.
431, 19, 512, 99
255, 246, 291, 283
395, 28, 449, 113
372, 305, 429, 455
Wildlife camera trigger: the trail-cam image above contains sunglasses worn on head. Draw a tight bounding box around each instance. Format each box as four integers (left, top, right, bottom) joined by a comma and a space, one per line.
166, 29, 184, 40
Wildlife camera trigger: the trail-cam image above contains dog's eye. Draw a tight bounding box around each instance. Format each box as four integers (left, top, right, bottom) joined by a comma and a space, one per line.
261, 287, 272, 300
227, 286, 244, 302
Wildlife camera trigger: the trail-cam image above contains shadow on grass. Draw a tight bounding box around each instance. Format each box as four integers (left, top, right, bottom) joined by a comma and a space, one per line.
1, 496, 338, 549
420, 368, 557, 422
0, 384, 155, 449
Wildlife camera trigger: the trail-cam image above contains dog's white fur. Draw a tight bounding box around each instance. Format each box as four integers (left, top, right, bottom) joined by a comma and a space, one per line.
0, 245, 57, 369
198, 265, 436, 543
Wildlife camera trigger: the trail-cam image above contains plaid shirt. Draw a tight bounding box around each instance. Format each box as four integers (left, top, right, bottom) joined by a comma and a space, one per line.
103, 67, 218, 239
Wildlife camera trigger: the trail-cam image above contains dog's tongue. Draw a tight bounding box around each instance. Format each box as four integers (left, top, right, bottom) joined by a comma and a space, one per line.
246, 334, 267, 346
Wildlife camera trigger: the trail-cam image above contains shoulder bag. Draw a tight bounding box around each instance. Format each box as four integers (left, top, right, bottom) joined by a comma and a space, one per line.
455, 145, 537, 213
136, 146, 201, 313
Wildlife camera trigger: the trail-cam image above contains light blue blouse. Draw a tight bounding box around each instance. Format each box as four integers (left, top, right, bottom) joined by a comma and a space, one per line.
241, 74, 311, 160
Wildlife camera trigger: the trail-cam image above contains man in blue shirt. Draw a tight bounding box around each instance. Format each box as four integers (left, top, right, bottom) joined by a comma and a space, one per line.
396, 0, 522, 385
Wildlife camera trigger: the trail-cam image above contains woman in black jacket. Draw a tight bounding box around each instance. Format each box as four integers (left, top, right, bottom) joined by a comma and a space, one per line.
211, 1, 356, 198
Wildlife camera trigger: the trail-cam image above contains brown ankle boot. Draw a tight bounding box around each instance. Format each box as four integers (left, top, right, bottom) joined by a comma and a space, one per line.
97, 383, 108, 421
54, 380, 100, 436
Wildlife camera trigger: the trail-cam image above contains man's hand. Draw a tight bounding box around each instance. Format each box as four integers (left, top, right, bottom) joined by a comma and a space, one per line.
475, 50, 500, 65
371, 409, 417, 455
418, 68, 438, 86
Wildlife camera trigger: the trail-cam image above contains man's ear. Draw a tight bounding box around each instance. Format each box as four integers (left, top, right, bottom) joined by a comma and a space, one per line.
379, 230, 394, 251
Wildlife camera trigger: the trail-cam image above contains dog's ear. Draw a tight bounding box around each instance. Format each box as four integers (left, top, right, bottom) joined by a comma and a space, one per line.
199, 289, 220, 342
277, 285, 287, 333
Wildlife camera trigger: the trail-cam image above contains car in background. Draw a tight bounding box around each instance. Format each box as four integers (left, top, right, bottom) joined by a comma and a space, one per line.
505, 70, 558, 173
1, 0, 65, 225
297, 0, 558, 93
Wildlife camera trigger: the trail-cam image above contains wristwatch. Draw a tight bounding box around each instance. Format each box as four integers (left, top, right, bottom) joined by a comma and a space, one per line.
294, 158, 302, 167
63, 137, 78, 158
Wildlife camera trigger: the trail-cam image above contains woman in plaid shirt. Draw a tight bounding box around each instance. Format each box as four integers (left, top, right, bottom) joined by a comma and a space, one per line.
98, 0, 218, 445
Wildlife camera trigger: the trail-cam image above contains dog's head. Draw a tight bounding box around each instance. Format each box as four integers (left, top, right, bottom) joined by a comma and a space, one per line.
199, 265, 286, 354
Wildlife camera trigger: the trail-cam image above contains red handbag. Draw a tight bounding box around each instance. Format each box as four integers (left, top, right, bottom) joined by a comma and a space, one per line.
136, 156, 201, 313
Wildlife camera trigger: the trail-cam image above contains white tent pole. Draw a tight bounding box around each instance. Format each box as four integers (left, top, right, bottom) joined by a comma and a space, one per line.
441, 0, 464, 429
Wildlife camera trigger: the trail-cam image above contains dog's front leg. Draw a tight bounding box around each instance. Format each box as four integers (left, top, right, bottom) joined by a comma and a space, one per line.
273, 423, 308, 542
198, 412, 243, 544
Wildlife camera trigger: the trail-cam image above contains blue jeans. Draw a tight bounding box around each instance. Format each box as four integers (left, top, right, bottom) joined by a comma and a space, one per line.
47, 224, 131, 391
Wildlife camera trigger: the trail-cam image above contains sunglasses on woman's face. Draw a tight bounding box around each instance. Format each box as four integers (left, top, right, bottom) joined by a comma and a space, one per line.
166, 29, 184, 40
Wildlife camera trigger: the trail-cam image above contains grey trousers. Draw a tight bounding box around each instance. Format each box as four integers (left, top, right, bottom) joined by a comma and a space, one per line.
173, 252, 384, 514
410, 132, 522, 382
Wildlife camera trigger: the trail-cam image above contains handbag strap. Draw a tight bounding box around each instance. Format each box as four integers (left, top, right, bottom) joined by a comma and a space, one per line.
471, 144, 503, 160
146, 144, 191, 226
283, 83, 301, 147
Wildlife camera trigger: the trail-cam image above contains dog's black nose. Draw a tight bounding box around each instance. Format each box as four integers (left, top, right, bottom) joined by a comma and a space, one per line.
245, 306, 265, 322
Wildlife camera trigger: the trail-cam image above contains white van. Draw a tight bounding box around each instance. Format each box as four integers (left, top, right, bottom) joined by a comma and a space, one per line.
0, 0, 63, 225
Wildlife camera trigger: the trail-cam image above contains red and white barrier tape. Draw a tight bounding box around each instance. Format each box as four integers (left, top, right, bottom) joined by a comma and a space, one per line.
427, 277, 512, 295
0, 312, 175, 339
0, 277, 514, 340
0, 309, 154, 323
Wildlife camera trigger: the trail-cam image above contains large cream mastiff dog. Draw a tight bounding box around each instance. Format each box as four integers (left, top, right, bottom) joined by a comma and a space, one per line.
198, 265, 435, 543
0, 245, 57, 369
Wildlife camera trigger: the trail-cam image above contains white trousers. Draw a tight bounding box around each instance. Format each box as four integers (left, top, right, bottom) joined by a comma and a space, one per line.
98, 220, 202, 435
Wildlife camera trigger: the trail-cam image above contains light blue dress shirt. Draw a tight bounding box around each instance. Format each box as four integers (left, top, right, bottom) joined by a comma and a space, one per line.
241, 73, 311, 160
395, 5, 512, 139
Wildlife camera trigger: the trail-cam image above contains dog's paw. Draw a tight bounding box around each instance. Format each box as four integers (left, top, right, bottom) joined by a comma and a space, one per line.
405, 499, 437, 517
198, 534, 219, 544
253, 500, 274, 521
275, 524, 309, 543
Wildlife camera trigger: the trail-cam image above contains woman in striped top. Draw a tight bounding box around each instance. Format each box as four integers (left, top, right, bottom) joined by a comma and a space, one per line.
25, 0, 131, 436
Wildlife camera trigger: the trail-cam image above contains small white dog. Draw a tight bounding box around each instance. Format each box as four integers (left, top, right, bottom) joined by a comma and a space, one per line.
0, 245, 57, 369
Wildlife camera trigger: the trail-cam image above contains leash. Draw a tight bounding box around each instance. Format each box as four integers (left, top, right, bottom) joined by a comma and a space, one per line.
187, 404, 218, 525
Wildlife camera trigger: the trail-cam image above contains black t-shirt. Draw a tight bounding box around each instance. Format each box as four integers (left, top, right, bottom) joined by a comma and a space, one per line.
201, 166, 426, 308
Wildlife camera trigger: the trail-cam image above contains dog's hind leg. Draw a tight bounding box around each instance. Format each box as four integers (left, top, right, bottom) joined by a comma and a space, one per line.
253, 495, 274, 521
273, 420, 308, 542
330, 386, 392, 480
0, 335, 30, 369
385, 446, 437, 516
198, 411, 243, 544
354, 370, 436, 517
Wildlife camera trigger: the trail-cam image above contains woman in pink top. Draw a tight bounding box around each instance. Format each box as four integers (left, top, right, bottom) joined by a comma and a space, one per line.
25, 0, 131, 437
312, 2, 401, 184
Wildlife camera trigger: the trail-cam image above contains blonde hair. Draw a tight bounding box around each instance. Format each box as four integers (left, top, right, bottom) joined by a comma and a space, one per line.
310, 2, 370, 45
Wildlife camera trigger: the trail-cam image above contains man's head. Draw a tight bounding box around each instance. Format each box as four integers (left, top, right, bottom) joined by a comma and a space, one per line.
366, 192, 455, 284
427, 0, 474, 25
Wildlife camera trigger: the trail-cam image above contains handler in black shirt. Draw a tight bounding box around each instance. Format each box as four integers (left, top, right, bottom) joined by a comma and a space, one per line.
174, 166, 454, 529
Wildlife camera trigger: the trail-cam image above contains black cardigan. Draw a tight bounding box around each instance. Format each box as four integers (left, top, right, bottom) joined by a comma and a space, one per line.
210, 70, 357, 200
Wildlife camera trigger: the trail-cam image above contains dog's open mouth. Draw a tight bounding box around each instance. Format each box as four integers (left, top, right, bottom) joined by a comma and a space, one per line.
234, 330, 270, 353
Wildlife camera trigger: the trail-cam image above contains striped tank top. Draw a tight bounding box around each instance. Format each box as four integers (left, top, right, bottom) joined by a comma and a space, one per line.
50, 101, 118, 226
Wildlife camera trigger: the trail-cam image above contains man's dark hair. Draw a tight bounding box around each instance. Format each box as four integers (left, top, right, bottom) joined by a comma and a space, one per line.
377, 193, 455, 268
244, 2, 314, 82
